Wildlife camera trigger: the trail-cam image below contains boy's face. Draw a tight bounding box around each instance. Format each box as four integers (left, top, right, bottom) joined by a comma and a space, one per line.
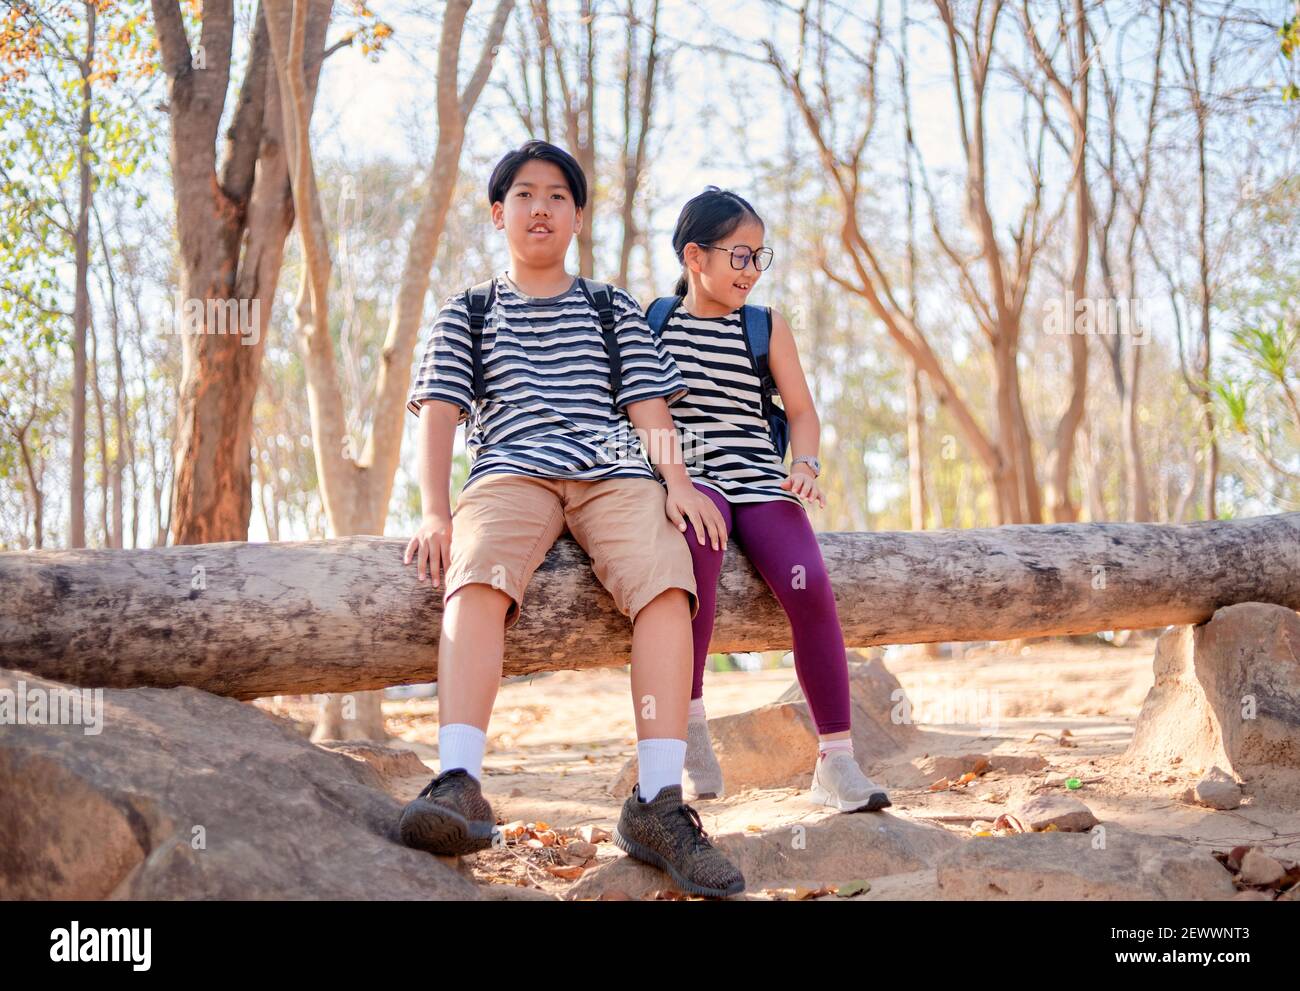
491, 159, 582, 268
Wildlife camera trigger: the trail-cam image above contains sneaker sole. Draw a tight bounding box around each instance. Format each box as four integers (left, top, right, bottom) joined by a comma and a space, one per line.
612, 827, 745, 899
809, 783, 893, 813
399, 799, 497, 856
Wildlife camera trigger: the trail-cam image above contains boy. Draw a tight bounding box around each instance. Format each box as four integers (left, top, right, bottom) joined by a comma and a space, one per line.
401, 140, 743, 897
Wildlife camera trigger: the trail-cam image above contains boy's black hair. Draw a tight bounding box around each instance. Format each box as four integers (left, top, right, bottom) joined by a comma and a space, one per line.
671, 186, 765, 296
487, 140, 588, 208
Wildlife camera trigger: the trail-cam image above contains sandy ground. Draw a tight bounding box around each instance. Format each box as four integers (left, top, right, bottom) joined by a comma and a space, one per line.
258, 639, 1300, 898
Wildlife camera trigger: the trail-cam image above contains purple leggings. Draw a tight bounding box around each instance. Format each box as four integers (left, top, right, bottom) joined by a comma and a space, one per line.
684, 481, 851, 735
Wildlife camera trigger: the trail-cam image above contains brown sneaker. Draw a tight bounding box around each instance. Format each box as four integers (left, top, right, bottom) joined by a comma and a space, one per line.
614, 784, 745, 898
398, 769, 497, 855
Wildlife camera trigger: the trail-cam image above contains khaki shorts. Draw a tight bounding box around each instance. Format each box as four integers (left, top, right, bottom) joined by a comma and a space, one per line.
443, 473, 699, 629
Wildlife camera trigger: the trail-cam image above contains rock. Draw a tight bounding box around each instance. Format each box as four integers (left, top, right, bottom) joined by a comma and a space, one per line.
1230, 890, 1274, 901
776, 651, 920, 757
886, 752, 1049, 789
1238, 849, 1285, 886
576, 825, 610, 844
568, 809, 959, 900
610, 654, 915, 795
1013, 794, 1099, 833
563, 840, 597, 860
935, 825, 1237, 900
1125, 603, 1300, 800
477, 883, 560, 901
0, 668, 478, 899
1193, 766, 1243, 810
314, 740, 431, 794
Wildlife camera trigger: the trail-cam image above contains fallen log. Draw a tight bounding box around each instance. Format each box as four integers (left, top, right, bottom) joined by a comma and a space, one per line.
2, 512, 1299, 700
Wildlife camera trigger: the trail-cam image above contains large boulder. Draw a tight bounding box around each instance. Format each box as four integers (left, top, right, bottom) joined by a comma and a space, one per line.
1124, 603, 1300, 800
568, 810, 959, 900
934, 825, 1237, 900
610, 654, 916, 795
0, 668, 477, 899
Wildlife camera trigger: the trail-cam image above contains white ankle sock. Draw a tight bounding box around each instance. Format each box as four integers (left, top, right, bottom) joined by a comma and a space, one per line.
688, 697, 707, 721
819, 737, 853, 759
637, 738, 686, 801
439, 723, 487, 781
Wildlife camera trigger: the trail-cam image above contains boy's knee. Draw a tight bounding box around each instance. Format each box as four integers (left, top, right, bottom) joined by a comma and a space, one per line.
445, 581, 515, 624
631, 585, 694, 624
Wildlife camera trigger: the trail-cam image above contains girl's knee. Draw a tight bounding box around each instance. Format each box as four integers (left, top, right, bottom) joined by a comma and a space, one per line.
780, 569, 839, 620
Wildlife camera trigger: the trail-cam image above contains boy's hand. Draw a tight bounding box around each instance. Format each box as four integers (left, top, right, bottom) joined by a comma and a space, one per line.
404, 511, 454, 587
665, 480, 726, 551
781, 464, 826, 508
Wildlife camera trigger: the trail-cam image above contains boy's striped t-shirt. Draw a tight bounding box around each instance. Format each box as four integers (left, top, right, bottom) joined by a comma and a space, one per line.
407, 272, 687, 489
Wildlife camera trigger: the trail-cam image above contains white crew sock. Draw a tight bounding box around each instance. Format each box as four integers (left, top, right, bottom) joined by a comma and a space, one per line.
637, 738, 687, 801
439, 723, 487, 781
688, 697, 707, 721
819, 737, 854, 759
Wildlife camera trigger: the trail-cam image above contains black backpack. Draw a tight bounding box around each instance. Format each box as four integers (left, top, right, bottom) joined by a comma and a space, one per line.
463, 277, 620, 401
645, 295, 789, 459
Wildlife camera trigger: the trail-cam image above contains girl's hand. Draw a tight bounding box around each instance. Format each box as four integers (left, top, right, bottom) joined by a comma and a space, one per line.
665, 480, 727, 551
404, 511, 454, 587
781, 465, 826, 508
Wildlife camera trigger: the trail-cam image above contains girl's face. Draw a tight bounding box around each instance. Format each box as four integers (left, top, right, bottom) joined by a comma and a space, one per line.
686, 216, 767, 311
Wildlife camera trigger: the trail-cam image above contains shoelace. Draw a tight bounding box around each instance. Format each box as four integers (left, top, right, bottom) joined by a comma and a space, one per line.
672, 802, 713, 853
417, 770, 457, 800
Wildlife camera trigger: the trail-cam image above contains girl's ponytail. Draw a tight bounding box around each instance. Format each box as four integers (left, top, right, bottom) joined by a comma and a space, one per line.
670, 185, 764, 298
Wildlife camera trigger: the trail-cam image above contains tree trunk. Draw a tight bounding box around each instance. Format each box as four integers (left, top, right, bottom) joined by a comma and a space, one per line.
6, 513, 1300, 699
151, 0, 333, 546
264, 0, 514, 740
68, 5, 96, 549
905, 359, 927, 530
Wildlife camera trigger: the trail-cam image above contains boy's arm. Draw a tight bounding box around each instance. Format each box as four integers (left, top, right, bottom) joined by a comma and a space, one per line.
404, 400, 460, 586
404, 293, 475, 584
609, 287, 725, 550
626, 397, 726, 551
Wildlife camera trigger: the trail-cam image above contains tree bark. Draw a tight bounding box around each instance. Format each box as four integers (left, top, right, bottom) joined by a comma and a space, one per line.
5, 513, 1300, 699
150, 0, 332, 546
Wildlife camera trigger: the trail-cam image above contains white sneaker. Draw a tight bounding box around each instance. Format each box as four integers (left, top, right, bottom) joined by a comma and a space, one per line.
810, 750, 892, 812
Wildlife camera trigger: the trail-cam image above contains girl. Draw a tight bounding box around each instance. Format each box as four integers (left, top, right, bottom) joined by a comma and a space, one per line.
650, 186, 890, 812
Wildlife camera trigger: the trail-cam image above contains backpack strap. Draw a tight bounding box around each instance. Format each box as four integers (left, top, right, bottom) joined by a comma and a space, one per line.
645, 295, 682, 339
740, 304, 776, 402
463, 278, 497, 401
577, 278, 622, 399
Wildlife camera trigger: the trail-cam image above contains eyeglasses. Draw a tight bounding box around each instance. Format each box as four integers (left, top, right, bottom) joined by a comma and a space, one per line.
699, 243, 774, 272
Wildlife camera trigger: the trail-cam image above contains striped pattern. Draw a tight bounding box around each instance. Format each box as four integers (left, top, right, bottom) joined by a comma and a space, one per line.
658, 306, 800, 505
407, 272, 686, 490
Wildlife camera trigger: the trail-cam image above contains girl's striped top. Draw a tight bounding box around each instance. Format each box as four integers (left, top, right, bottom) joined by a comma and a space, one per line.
407, 272, 686, 490
657, 305, 801, 506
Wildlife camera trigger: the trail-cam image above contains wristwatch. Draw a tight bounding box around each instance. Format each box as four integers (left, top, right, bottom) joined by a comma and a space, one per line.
792, 455, 821, 477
